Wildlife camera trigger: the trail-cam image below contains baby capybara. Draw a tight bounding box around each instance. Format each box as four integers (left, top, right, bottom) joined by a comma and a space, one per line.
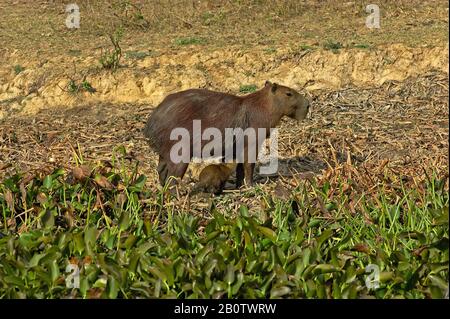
192, 163, 236, 195
144, 81, 310, 188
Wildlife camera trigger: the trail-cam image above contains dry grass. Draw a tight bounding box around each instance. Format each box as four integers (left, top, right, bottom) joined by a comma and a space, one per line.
0, 0, 448, 67
1, 71, 447, 217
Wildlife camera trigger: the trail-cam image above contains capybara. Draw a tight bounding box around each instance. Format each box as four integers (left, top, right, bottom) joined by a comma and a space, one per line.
192, 163, 236, 195
143, 81, 310, 188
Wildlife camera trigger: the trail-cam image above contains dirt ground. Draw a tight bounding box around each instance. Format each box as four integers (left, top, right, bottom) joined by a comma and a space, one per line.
0, 1, 449, 205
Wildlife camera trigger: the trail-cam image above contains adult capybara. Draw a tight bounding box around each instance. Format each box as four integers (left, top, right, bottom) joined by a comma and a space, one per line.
192, 163, 236, 195
144, 81, 310, 188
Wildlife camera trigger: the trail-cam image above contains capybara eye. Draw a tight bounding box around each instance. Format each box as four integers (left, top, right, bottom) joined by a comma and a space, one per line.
286, 92, 292, 97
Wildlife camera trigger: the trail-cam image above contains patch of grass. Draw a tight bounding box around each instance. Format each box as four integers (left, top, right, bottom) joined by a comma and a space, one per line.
299, 45, 315, 51
323, 40, 344, 53
99, 28, 123, 70
0, 155, 448, 299
81, 81, 95, 93
263, 47, 277, 54
13, 65, 25, 75
239, 84, 258, 94
67, 80, 78, 94
67, 49, 82, 57
66, 79, 96, 94
174, 37, 205, 46
125, 51, 152, 60
201, 11, 226, 26
111, 0, 149, 30
354, 43, 371, 49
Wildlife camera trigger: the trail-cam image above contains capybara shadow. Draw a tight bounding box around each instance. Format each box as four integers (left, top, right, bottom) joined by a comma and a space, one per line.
252, 156, 327, 184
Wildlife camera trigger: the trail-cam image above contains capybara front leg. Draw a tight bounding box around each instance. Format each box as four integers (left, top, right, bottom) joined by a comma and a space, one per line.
236, 163, 244, 188
244, 163, 255, 186
165, 162, 189, 187
157, 157, 188, 187
157, 158, 168, 186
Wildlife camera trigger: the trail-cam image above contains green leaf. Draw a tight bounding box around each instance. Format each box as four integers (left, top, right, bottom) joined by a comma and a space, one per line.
203, 230, 221, 243
195, 245, 211, 265
129, 175, 147, 192
433, 208, 448, 226
204, 258, 218, 277
105, 233, 116, 250
256, 226, 277, 242
51, 168, 65, 178
270, 286, 291, 298
84, 226, 98, 248
276, 246, 286, 264
28, 253, 46, 268
239, 205, 249, 217
49, 259, 60, 283
93, 277, 107, 288
379, 272, 395, 282
73, 232, 85, 255
308, 219, 321, 228
243, 230, 253, 254
225, 264, 235, 285
128, 252, 140, 275
43, 175, 53, 189
136, 241, 156, 255
428, 274, 448, 290
148, 266, 167, 281
118, 211, 131, 232
317, 229, 333, 248
231, 272, 244, 295
108, 276, 119, 299
302, 248, 311, 268
4, 276, 24, 287
80, 277, 89, 298
41, 209, 55, 228
312, 264, 340, 275
124, 234, 137, 250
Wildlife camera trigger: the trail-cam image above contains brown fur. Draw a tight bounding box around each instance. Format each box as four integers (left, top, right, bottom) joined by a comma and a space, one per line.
192, 163, 236, 195
144, 81, 310, 187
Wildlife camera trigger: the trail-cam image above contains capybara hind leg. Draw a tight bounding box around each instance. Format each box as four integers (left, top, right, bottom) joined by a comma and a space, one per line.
236, 163, 244, 188
244, 163, 255, 186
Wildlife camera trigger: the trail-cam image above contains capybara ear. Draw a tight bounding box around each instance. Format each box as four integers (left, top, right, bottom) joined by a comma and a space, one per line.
271, 82, 278, 93
265, 80, 272, 87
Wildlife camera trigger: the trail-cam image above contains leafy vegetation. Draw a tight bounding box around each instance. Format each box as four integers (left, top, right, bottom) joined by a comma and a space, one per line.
13, 65, 25, 75
67, 80, 96, 94
174, 37, 205, 46
239, 84, 258, 94
201, 11, 226, 26
0, 154, 448, 299
99, 28, 123, 70
323, 40, 344, 53
299, 45, 315, 51
111, 0, 149, 30
263, 47, 277, 54
353, 43, 371, 49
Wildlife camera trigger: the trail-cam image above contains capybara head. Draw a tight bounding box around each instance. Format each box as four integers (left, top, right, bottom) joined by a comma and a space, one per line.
193, 163, 236, 194
265, 81, 310, 121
